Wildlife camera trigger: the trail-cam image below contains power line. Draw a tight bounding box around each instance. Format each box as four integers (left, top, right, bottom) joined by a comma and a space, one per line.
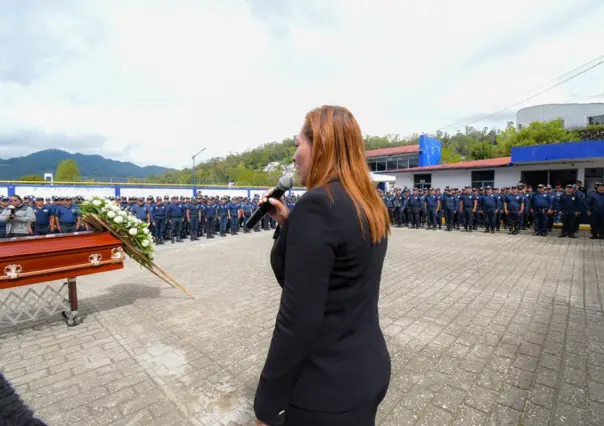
437, 53, 604, 132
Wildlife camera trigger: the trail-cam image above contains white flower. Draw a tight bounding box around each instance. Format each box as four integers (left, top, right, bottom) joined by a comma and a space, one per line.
129, 228, 138, 236
143, 228, 150, 235
141, 239, 150, 248
107, 211, 116, 219
92, 199, 102, 207
118, 211, 127, 217
114, 216, 124, 224
148, 253, 154, 259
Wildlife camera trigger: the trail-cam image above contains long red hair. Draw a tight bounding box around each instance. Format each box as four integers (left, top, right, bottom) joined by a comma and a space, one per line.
302, 105, 390, 243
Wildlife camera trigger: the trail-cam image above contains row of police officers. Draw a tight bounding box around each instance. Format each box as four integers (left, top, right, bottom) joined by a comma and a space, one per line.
380, 182, 604, 239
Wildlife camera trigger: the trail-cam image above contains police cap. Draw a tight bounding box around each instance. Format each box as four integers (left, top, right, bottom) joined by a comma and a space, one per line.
137, 197, 144, 201
537, 184, 544, 188
147, 196, 153, 200
485, 186, 492, 189
65, 196, 72, 200
566, 184, 573, 188
510, 186, 517, 189
596, 182, 604, 187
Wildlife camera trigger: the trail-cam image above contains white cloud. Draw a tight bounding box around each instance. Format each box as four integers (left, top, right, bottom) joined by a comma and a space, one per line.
1, 0, 604, 168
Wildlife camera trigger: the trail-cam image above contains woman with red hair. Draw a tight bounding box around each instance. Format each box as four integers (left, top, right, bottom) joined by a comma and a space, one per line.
255, 106, 391, 426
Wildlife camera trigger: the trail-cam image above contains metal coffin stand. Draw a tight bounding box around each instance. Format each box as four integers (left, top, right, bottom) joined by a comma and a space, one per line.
0, 232, 124, 327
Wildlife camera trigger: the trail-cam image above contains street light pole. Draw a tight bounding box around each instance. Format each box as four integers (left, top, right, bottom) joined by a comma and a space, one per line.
191, 147, 206, 196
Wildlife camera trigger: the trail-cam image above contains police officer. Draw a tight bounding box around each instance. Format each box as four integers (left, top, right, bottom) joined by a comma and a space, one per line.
530, 184, 553, 237
241, 198, 254, 232
407, 188, 422, 229
558, 184, 583, 238
152, 198, 167, 244
130, 197, 151, 223
228, 198, 241, 235
217, 198, 229, 237
167, 196, 184, 243
32, 197, 53, 235
479, 186, 498, 234
187, 198, 201, 241
504, 186, 524, 235
54, 196, 80, 233
392, 188, 403, 227
587, 182, 604, 240
204, 199, 217, 238
460, 186, 477, 232
424, 188, 440, 230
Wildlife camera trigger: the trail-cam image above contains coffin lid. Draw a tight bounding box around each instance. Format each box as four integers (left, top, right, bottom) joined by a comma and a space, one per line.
0, 232, 122, 259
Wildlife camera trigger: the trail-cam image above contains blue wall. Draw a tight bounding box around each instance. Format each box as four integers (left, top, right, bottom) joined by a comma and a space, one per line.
0, 183, 305, 198
511, 140, 604, 163
418, 135, 442, 167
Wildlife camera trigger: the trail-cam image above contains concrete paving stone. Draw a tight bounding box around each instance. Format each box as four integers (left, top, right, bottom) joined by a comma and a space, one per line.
1, 229, 603, 425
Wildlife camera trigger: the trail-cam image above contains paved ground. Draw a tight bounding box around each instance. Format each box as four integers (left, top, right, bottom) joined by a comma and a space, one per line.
1, 228, 604, 425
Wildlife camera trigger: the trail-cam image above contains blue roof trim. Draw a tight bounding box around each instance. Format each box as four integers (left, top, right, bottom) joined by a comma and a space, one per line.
511, 140, 604, 163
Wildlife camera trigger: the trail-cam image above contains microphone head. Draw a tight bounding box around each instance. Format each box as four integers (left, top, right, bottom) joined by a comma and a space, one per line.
277, 175, 294, 191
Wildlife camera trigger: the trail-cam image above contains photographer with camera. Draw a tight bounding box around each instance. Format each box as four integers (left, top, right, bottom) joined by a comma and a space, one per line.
0, 195, 35, 238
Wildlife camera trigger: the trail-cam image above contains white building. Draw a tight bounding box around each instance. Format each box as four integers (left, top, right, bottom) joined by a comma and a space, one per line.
369, 140, 604, 191
516, 103, 604, 130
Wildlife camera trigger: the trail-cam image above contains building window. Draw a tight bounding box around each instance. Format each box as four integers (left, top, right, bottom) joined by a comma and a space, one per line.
471, 170, 495, 188
408, 155, 419, 168
588, 114, 604, 126
414, 173, 431, 189
585, 168, 604, 191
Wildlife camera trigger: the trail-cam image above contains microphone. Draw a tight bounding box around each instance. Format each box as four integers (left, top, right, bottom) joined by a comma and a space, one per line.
246, 175, 294, 229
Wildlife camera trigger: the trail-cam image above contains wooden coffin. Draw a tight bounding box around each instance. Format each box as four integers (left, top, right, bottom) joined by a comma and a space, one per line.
0, 232, 125, 290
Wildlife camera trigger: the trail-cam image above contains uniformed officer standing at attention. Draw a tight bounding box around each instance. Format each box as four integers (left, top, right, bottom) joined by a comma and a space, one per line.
228, 198, 241, 235
504, 186, 524, 235
32, 197, 53, 235
460, 186, 477, 232
204, 198, 217, 239
152, 198, 166, 244
530, 184, 553, 237
130, 197, 151, 223
587, 182, 604, 239
166, 196, 184, 243
407, 188, 422, 229
54, 196, 80, 233
424, 188, 440, 230
558, 184, 583, 238
479, 186, 498, 234
217, 197, 229, 237
442, 187, 455, 231
241, 198, 253, 232
187, 197, 201, 241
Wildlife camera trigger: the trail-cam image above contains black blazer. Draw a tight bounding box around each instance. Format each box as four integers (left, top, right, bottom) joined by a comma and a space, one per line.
254, 180, 391, 425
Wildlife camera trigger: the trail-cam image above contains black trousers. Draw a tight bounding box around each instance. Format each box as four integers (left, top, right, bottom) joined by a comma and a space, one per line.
427, 207, 437, 228
591, 212, 604, 236
444, 208, 454, 229
483, 209, 496, 230
533, 209, 548, 234
409, 209, 420, 227
284, 386, 388, 426
562, 213, 577, 235
507, 211, 521, 232
169, 217, 182, 240
462, 208, 473, 229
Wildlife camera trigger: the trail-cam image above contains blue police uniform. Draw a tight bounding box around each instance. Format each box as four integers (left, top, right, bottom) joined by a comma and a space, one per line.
407, 194, 422, 228
460, 193, 476, 231
504, 192, 524, 234
130, 204, 150, 223
228, 202, 241, 235
530, 191, 552, 235
33, 204, 52, 235
188, 203, 201, 240
479, 193, 498, 232
588, 190, 604, 239
558, 191, 583, 238
204, 203, 217, 238
442, 193, 456, 231
424, 194, 439, 229
55, 204, 80, 233
167, 201, 184, 243
217, 202, 229, 236
241, 202, 254, 232
152, 203, 167, 243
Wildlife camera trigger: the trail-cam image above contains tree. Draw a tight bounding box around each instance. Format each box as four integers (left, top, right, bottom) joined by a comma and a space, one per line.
495, 119, 579, 157
55, 159, 81, 182
16, 174, 44, 181
468, 142, 494, 160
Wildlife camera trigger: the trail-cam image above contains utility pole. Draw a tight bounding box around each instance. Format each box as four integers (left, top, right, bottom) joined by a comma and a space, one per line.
192, 147, 207, 196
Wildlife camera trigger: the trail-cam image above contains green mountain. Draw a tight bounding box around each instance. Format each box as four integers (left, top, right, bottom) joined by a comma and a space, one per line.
0, 149, 173, 181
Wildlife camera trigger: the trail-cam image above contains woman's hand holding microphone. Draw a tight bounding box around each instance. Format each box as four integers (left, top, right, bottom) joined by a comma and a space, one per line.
260, 188, 289, 227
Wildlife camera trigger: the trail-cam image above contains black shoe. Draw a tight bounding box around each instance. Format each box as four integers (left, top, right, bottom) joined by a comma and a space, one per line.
491, 229, 495, 234
590, 236, 599, 240
570, 234, 578, 239
558, 233, 566, 238
171, 239, 175, 244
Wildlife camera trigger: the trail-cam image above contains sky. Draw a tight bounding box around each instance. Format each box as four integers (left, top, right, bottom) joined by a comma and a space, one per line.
1, 0, 604, 168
